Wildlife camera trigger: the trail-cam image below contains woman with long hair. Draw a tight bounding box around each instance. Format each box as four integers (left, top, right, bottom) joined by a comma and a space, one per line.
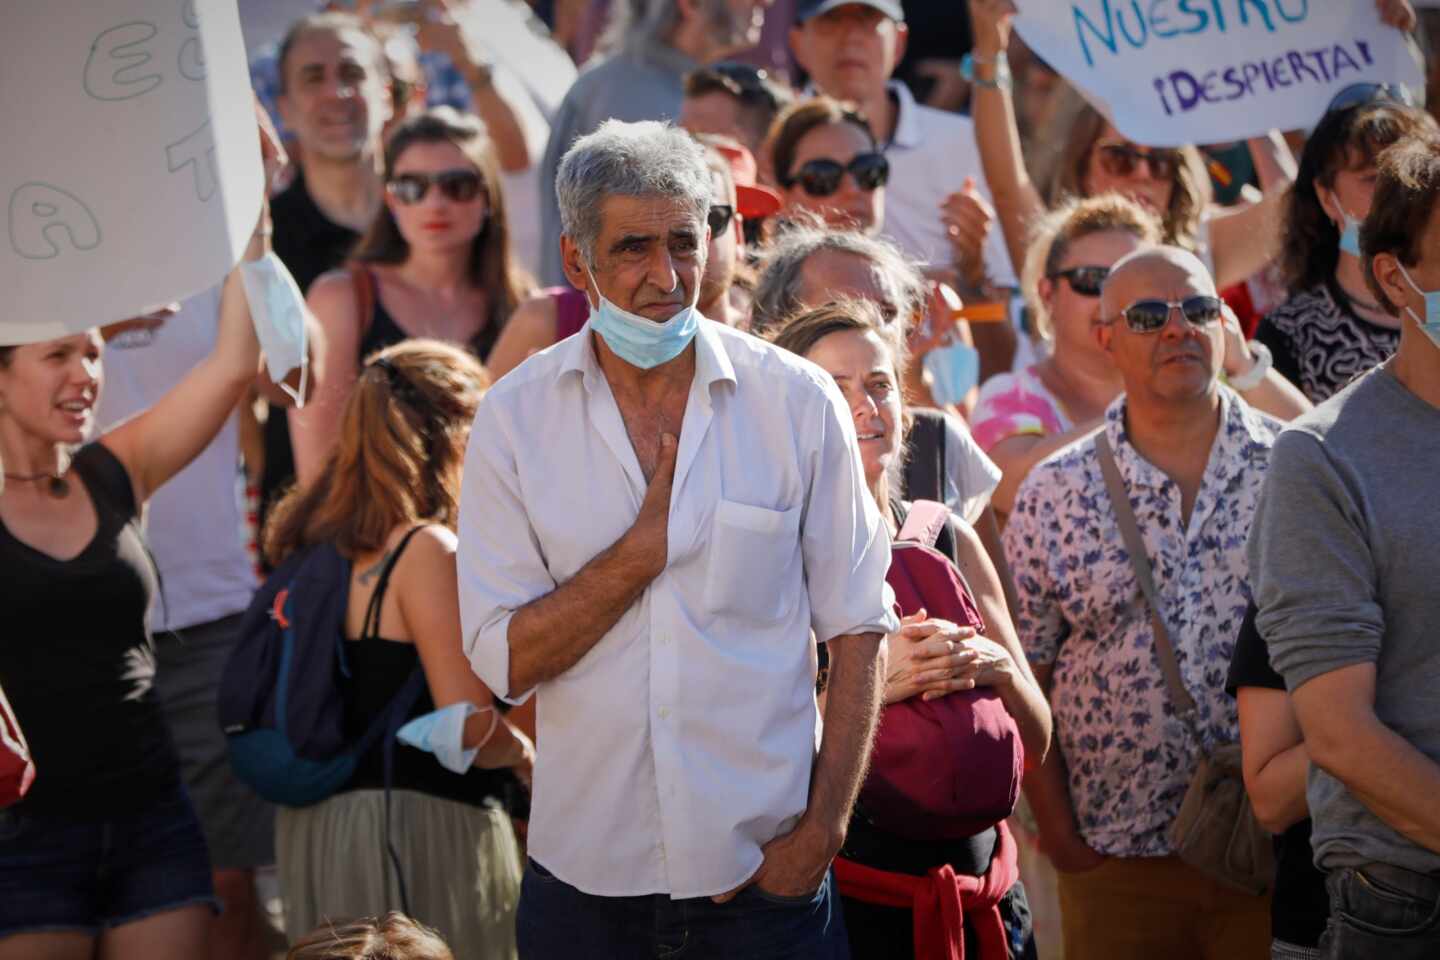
1258, 90, 1436, 403
963, 0, 1295, 294
268, 340, 533, 959
290, 107, 534, 482
770, 299, 1050, 960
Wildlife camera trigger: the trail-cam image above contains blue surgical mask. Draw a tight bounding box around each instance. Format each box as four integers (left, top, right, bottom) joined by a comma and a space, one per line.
397, 702, 494, 774
1397, 263, 1440, 350
1338, 210, 1363, 258
585, 268, 700, 369
239, 252, 309, 405
922, 340, 980, 407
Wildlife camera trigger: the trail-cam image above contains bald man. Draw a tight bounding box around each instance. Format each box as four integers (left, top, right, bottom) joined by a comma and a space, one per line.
1002, 247, 1305, 960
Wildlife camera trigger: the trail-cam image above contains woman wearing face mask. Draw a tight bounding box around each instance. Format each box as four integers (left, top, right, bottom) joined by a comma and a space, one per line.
1256, 89, 1436, 404
290, 107, 535, 484
0, 250, 265, 960
964, 0, 1296, 296
770, 300, 1050, 960
766, 97, 889, 237
970, 195, 1160, 520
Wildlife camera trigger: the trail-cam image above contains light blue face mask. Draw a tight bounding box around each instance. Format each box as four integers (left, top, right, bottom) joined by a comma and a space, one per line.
239, 252, 309, 405
1397, 263, 1440, 350
1338, 209, 1363, 258
922, 340, 981, 407
585, 268, 700, 370
396, 702, 495, 775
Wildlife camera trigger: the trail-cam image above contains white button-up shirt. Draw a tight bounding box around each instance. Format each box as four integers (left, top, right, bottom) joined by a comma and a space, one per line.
457, 317, 898, 899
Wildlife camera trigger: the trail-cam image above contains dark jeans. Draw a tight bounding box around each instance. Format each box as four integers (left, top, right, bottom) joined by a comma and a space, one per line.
1321, 863, 1440, 959
517, 859, 850, 960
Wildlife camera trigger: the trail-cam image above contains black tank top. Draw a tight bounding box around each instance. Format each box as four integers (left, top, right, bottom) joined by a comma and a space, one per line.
341, 528, 513, 808
0, 443, 179, 815
354, 268, 498, 364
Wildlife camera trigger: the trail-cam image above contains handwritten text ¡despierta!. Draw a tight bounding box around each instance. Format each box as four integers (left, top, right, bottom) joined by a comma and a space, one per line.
1153, 38, 1373, 116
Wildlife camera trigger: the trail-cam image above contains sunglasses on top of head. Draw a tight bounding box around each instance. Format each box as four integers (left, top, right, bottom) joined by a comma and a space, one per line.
1096, 143, 1181, 181
694, 61, 780, 109
1109, 295, 1224, 334
782, 152, 890, 198
1048, 265, 1110, 297
1324, 81, 1419, 116
386, 169, 485, 205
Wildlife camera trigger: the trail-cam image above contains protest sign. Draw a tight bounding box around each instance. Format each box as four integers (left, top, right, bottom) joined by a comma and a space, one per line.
1013, 1, 1425, 146
2, 0, 262, 345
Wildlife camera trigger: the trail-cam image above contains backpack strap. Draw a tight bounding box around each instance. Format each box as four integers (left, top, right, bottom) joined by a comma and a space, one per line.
897, 499, 951, 549
358, 526, 429, 644
902, 409, 947, 504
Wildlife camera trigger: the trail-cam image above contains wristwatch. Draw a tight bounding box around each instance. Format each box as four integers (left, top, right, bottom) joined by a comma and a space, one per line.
1226, 339, 1273, 392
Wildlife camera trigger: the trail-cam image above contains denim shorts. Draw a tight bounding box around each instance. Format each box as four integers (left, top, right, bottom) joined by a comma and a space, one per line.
0, 783, 219, 936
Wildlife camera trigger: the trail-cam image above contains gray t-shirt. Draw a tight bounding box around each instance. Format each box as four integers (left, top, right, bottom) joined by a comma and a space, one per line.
1250, 364, 1440, 874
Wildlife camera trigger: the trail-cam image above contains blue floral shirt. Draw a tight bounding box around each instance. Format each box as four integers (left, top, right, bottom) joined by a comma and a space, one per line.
1003, 388, 1280, 857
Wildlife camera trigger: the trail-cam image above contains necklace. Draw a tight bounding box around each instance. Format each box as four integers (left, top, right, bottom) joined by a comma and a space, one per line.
3, 471, 69, 497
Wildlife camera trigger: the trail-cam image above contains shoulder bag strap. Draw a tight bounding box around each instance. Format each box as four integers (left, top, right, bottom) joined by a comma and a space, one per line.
1094, 434, 1198, 720
897, 499, 951, 548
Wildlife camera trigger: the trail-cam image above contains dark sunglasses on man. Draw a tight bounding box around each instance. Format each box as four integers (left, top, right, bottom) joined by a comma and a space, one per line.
1108, 295, 1225, 334
1048, 265, 1110, 297
1095, 143, 1181, 181
707, 204, 736, 236
386, 169, 485, 205
782, 152, 889, 197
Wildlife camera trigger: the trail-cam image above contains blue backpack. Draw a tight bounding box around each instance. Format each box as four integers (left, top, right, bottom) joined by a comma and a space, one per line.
219, 531, 426, 808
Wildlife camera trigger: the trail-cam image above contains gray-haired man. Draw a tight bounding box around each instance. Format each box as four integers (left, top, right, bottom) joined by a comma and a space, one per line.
457, 120, 896, 958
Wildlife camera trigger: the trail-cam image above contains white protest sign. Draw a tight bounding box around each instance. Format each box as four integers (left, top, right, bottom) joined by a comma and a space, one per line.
2, 0, 263, 345
1013, 1, 1424, 146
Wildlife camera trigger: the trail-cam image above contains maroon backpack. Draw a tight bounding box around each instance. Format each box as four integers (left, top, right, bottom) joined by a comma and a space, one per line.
859, 501, 1024, 840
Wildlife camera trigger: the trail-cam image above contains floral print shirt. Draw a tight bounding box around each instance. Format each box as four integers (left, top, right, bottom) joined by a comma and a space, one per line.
1003, 388, 1280, 857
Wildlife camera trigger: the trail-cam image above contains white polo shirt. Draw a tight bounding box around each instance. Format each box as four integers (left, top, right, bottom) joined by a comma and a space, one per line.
881, 81, 1017, 288
457, 317, 898, 899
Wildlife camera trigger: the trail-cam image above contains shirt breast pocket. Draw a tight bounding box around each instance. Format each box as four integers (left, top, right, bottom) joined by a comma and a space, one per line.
705, 498, 802, 626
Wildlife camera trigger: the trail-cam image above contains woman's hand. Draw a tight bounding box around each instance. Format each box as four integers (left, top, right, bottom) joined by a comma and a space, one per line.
884, 611, 980, 704
1377, 0, 1417, 32
1219, 302, 1255, 380
968, 0, 1017, 57
926, 629, 1019, 700
940, 177, 996, 293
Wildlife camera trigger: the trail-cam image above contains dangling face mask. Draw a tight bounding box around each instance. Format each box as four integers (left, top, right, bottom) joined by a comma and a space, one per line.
1396, 262, 1440, 350
1337, 208, 1363, 258
584, 266, 700, 369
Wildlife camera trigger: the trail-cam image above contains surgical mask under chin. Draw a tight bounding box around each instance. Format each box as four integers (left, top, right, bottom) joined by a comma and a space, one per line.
585, 268, 700, 369
1397, 263, 1440, 349
1338, 210, 1363, 258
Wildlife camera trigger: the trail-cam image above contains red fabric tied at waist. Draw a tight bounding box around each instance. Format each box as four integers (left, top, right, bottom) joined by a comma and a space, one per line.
833, 820, 1018, 960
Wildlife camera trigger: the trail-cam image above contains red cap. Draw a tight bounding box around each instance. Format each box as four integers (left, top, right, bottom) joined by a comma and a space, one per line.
713, 141, 783, 220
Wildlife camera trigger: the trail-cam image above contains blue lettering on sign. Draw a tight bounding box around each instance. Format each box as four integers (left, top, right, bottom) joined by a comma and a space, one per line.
1071, 0, 1311, 67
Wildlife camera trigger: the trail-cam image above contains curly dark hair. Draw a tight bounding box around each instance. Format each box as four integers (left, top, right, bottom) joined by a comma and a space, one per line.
1280, 100, 1436, 295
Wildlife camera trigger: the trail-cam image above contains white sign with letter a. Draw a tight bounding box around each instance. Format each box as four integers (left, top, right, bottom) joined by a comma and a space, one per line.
1013, 0, 1424, 146
2, 0, 262, 345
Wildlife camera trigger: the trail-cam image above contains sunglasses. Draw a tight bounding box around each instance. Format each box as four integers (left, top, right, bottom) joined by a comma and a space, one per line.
707, 204, 735, 235
1096, 143, 1181, 181
1049, 265, 1110, 297
783, 152, 889, 197
1111, 295, 1224, 333
1324, 82, 1418, 115
386, 169, 485, 205
688, 61, 781, 110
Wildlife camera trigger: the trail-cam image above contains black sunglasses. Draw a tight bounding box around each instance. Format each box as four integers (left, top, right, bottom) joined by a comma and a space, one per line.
1324, 82, 1418, 116
1096, 143, 1180, 181
690, 61, 781, 110
783, 152, 889, 197
1111, 295, 1224, 333
707, 204, 735, 236
386, 169, 485, 205
1049, 265, 1110, 297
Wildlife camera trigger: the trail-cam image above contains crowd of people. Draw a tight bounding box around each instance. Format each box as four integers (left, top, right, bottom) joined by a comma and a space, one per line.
2, 0, 1439, 959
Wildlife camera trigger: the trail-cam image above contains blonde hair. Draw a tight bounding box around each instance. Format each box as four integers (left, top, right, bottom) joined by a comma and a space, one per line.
286, 913, 453, 960
1021, 193, 1163, 341
263, 339, 488, 565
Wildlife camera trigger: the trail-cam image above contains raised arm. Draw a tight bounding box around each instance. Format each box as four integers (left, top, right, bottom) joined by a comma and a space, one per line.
101, 235, 263, 506
1206, 132, 1295, 290
289, 270, 364, 483
968, 0, 1048, 279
